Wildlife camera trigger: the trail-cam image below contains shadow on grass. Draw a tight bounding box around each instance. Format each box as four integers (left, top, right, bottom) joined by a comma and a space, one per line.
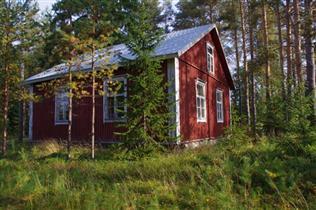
0, 196, 26, 208
36, 152, 69, 161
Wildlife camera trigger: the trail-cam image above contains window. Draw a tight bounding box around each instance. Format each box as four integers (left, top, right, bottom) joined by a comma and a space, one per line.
216, 89, 224, 123
196, 80, 207, 122
55, 89, 69, 124
206, 43, 214, 74
104, 77, 127, 122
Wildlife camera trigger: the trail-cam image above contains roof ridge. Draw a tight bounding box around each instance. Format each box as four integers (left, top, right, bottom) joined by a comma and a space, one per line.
167, 24, 213, 34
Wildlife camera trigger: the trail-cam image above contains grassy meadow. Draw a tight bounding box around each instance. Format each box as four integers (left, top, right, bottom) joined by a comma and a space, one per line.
0, 129, 315, 209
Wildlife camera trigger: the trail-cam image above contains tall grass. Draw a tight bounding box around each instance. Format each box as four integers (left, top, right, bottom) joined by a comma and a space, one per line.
0, 129, 315, 209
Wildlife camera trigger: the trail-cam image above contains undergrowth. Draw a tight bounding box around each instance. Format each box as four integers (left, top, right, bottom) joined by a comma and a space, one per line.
0, 129, 315, 209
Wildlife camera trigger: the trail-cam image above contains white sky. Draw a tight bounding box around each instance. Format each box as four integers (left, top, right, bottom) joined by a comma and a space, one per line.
37, 0, 56, 11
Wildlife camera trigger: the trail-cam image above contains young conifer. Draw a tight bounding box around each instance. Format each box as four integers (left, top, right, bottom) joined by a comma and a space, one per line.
118, 1, 176, 157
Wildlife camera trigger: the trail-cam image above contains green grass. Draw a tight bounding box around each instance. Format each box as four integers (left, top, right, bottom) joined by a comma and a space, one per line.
0, 130, 315, 209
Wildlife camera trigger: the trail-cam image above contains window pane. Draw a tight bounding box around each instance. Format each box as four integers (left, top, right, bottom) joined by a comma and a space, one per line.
105, 78, 127, 121
201, 108, 205, 118
56, 90, 69, 122
197, 98, 201, 108
207, 54, 211, 71
116, 96, 125, 119
197, 107, 201, 119
207, 46, 213, 54
197, 84, 203, 96
117, 96, 125, 107
197, 83, 205, 97
107, 97, 115, 119
210, 56, 214, 72
216, 90, 224, 122
117, 81, 125, 95
58, 105, 64, 121
116, 108, 125, 119
201, 98, 205, 109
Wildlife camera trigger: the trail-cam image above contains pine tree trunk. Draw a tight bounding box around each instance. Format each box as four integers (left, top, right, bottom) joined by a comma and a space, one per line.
2, 68, 9, 155
249, 17, 257, 138
262, 2, 272, 134
276, 1, 288, 122
239, 0, 250, 126
67, 67, 72, 159
276, 2, 287, 102
293, 0, 302, 83
233, 28, 242, 122
304, 0, 315, 121
286, 0, 292, 103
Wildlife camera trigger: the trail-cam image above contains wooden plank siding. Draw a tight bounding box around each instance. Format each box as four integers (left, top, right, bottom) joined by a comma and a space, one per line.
179, 30, 231, 141
32, 63, 169, 143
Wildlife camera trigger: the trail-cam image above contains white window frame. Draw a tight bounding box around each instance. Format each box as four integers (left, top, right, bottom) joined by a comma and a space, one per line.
216, 89, 224, 123
196, 79, 207, 122
103, 76, 127, 123
55, 88, 69, 125
206, 43, 215, 74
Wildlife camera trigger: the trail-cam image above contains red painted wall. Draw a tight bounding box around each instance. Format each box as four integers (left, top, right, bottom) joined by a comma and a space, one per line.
33, 84, 124, 142
179, 30, 231, 141
32, 64, 169, 142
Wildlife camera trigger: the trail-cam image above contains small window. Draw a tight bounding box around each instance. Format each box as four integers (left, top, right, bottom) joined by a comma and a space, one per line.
206, 43, 214, 74
55, 89, 69, 124
104, 77, 127, 122
196, 80, 207, 122
216, 89, 224, 123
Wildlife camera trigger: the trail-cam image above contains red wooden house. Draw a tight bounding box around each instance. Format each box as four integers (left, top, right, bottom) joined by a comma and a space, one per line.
25, 24, 235, 145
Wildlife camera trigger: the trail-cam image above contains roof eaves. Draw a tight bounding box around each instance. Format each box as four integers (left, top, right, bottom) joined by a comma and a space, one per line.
23, 53, 179, 86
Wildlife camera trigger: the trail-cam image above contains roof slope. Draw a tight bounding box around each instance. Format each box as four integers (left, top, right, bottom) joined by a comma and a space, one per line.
24, 24, 215, 85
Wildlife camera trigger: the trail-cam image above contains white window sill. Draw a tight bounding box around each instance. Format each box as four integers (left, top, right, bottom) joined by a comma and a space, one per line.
197, 119, 207, 123
104, 119, 127, 123
217, 120, 224, 123
55, 121, 68, 125
207, 70, 215, 76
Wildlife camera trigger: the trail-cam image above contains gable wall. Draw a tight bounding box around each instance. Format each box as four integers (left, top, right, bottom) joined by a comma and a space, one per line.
179, 30, 231, 141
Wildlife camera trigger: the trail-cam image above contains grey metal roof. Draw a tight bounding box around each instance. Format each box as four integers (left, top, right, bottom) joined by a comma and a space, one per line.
24, 24, 215, 85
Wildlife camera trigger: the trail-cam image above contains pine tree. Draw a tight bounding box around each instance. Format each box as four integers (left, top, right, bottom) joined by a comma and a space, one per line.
285, 0, 293, 104
173, 0, 219, 30
303, 0, 315, 122
17, 2, 39, 142
262, 1, 272, 133
293, 0, 302, 83
119, 1, 175, 157
76, 1, 116, 159
0, 0, 38, 155
239, 0, 250, 126
161, 0, 175, 33
247, 0, 258, 137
